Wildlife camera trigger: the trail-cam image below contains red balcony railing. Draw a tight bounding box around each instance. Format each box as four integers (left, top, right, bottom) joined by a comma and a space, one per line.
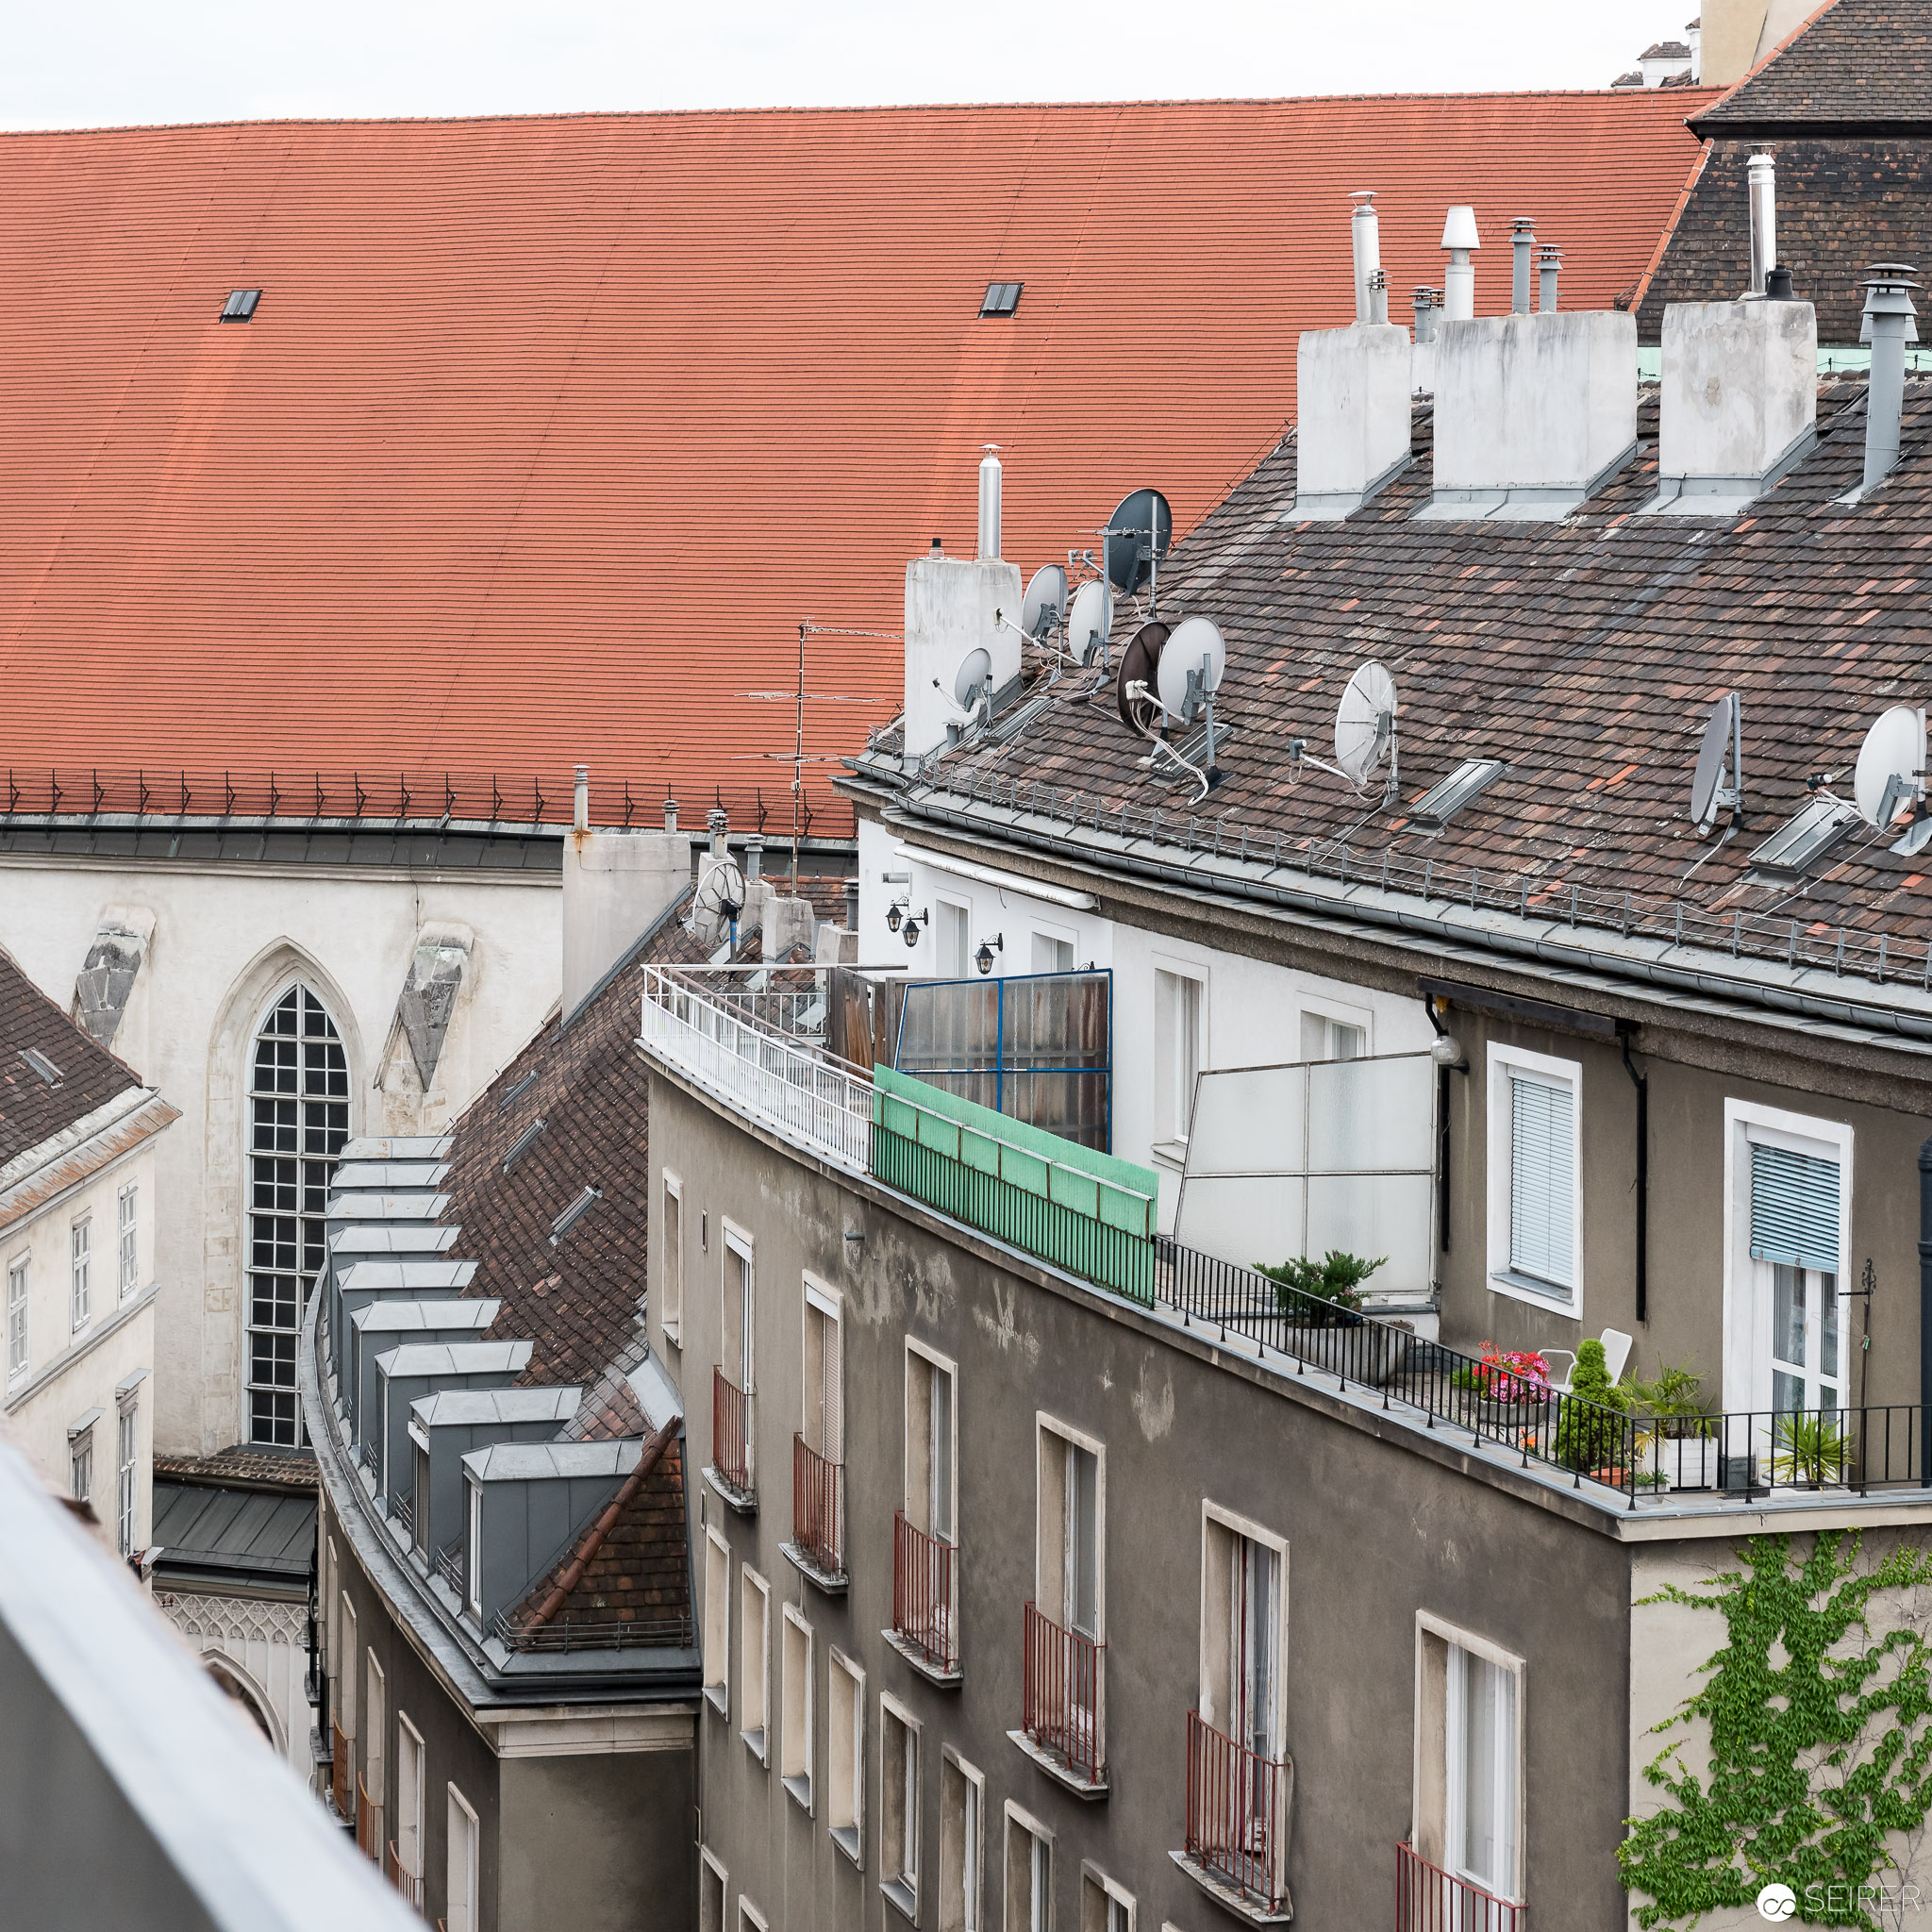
1022, 1601, 1105, 1786
712, 1367, 753, 1496
330, 1718, 350, 1821
792, 1434, 844, 1576
357, 1776, 379, 1860
892, 1511, 958, 1674
387, 1840, 424, 1910
1395, 1842, 1524, 1932
1185, 1709, 1291, 1913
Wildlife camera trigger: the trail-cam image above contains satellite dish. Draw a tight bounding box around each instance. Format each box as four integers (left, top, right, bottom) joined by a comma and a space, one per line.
693, 857, 746, 924
1115, 621, 1168, 736
954, 647, 993, 709
1022, 564, 1067, 641
1104, 489, 1173, 597
1690, 692, 1742, 833
1156, 616, 1226, 719
1335, 661, 1398, 787
1066, 579, 1114, 666
1853, 705, 1925, 827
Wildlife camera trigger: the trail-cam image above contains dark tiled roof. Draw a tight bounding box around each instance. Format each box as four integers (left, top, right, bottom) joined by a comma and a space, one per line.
1643, 40, 1693, 58
152, 1447, 318, 1493
0, 947, 141, 1173
881, 375, 1932, 989
1637, 136, 1932, 342
1695, 0, 1932, 131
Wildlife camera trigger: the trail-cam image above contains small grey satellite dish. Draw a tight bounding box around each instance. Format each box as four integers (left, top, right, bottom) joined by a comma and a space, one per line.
1854, 705, 1924, 827
1022, 564, 1068, 641
1690, 692, 1743, 833
1156, 616, 1226, 718
954, 647, 993, 709
1104, 489, 1173, 598
1335, 661, 1398, 787
1066, 579, 1114, 666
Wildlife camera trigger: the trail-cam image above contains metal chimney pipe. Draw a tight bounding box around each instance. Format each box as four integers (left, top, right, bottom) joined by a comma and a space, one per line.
707, 806, 729, 857
1537, 247, 1563, 313
976, 447, 1002, 560
1369, 268, 1388, 326
1747, 154, 1776, 297
1441, 207, 1480, 322
663, 793, 678, 832
1412, 286, 1436, 344
1860, 262, 1921, 491
573, 764, 589, 832
1351, 192, 1380, 325
743, 833, 763, 883
1510, 217, 1536, 315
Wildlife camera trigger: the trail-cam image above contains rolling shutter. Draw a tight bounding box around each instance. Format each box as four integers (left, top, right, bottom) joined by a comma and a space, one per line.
1750, 1142, 1841, 1276
1508, 1073, 1575, 1289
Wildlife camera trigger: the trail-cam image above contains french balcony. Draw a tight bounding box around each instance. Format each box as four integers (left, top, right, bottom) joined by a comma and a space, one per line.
783, 1434, 846, 1591
887, 1510, 959, 1684
330, 1718, 351, 1823
708, 1368, 756, 1509
1177, 1709, 1293, 1924
1395, 1841, 1524, 1932
386, 1841, 424, 1912
1012, 1601, 1106, 1795
356, 1776, 379, 1861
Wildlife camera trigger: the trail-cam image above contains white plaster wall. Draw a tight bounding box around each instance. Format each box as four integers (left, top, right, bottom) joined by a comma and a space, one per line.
157, 1586, 311, 1772
0, 858, 560, 1456
858, 821, 1435, 1228
2, 1134, 161, 1551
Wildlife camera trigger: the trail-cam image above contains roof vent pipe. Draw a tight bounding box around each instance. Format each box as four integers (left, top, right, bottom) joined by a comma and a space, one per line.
976, 447, 1002, 561
573, 764, 589, 833
1442, 207, 1480, 322
1369, 268, 1388, 326
1860, 262, 1921, 491
1412, 286, 1437, 345
1351, 192, 1381, 325
1510, 217, 1536, 315
743, 833, 763, 883
662, 793, 678, 833
708, 806, 729, 856
1538, 247, 1563, 313
1747, 154, 1776, 297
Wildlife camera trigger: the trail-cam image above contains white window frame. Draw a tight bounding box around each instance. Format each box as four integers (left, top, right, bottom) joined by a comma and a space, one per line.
396, 1712, 425, 1886
941, 1746, 986, 1932
699, 1848, 728, 1932
465, 1478, 483, 1619
117, 1182, 140, 1300
738, 1900, 770, 1932
1722, 1099, 1855, 1412
1485, 1041, 1583, 1314
723, 1221, 756, 1395
445, 1783, 479, 1932
803, 1274, 843, 1462
70, 1215, 91, 1332
116, 1393, 139, 1557
7, 1254, 27, 1383
364, 1651, 386, 1805
1153, 963, 1207, 1157
340, 1593, 358, 1738
1030, 925, 1076, 975
1003, 1800, 1053, 1932
1411, 1611, 1526, 1907
703, 1524, 731, 1714
781, 1603, 814, 1809
69, 1424, 93, 1505
828, 1647, 866, 1864
1198, 1501, 1290, 1758
933, 894, 973, 980
1036, 1415, 1106, 1641
1296, 993, 1372, 1063
906, 1337, 959, 1543
881, 1690, 923, 1918
1079, 1864, 1136, 1932
660, 1171, 684, 1348
740, 1564, 771, 1759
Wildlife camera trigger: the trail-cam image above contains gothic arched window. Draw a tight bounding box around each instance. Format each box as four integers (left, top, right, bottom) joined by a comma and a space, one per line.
248, 985, 348, 1445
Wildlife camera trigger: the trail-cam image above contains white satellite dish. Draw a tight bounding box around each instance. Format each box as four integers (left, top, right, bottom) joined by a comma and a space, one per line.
1690, 692, 1742, 833
1156, 616, 1226, 718
1853, 705, 1925, 827
1066, 579, 1113, 666
1335, 661, 1398, 787
693, 857, 746, 924
1022, 564, 1067, 641
954, 647, 992, 709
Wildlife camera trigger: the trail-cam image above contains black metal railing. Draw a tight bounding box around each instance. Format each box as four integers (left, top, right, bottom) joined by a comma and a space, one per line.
434, 1539, 464, 1597
491, 1608, 695, 1653
1155, 1238, 1927, 1507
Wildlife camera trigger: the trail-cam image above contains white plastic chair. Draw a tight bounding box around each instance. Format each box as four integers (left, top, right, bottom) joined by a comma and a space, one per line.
1544, 1327, 1634, 1395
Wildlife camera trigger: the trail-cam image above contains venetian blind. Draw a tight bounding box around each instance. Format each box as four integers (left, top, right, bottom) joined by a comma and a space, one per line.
1749, 1141, 1841, 1276
1508, 1073, 1575, 1290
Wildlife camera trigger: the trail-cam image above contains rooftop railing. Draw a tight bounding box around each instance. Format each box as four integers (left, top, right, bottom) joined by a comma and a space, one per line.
1156, 1238, 1930, 1507
641, 965, 873, 1170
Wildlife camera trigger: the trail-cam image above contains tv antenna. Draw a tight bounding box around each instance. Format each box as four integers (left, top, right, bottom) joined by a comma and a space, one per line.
1103, 489, 1173, 616
1690, 692, 1745, 834
1853, 702, 1932, 856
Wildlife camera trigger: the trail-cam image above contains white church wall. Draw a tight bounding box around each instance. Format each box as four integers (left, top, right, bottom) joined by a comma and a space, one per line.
0, 858, 561, 1456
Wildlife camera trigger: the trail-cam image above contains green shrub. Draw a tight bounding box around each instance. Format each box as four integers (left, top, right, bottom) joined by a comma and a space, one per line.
1555, 1338, 1631, 1472
1255, 1250, 1385, 1323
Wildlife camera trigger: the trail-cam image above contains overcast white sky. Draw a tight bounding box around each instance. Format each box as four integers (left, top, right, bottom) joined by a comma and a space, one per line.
2, 1, 1701, 128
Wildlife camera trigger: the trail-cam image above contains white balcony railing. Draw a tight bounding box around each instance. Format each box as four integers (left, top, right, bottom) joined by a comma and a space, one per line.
639, 965, 874, 1171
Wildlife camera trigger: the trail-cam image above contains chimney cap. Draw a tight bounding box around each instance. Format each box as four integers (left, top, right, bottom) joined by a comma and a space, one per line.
929, 536, 943, 557
1351, 189, 1375, 207
1441, 206, 1480, 252
1511, 215, 1537, 235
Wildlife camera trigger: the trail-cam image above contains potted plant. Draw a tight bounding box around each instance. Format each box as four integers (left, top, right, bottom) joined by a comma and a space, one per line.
1771, 1409, 1851, 1488
1256, 1252, 1401, 1383
1626, 1361, 1716, 1491
1554, 1339, 1632, 1480
1449, 1344, 1551, 1436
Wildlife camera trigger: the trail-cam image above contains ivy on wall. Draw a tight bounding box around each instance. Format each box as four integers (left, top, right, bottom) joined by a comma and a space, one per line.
1621, 1532, 1932, 1928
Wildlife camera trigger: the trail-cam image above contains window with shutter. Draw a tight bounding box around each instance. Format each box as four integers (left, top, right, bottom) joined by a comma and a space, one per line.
1749, 1142, 1841, 1275
1507, 1073, 1575, 1290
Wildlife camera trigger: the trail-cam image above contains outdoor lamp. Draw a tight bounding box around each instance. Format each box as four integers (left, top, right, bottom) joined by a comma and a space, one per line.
903, 915, 923, 948
886, 901, 903, 933
974, 934, 1004, 975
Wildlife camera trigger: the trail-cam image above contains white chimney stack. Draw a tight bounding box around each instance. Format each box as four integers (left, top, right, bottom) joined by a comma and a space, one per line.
1442, 207, 1480, 322
1860, 263, 1921, 492
560, 768, 691, 1021
1747, 154, 1776, 297
1351, 192, 1381, 325
977, 446, 1003, 561
573, 763, 589, 832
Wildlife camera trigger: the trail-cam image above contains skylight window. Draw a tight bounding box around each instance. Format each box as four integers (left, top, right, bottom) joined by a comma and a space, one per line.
549, 1185, 603, 1246
20, 1048, 61, 1086
1407, 758, 1509, 831
503, 1118, 546, 1174
1746, 795, 1861, 883
498, 1069, 538, 1111
219, 289, 260, 324
979, 281, 1023, 318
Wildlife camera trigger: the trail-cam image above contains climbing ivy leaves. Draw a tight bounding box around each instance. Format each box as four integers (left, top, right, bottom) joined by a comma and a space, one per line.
1620, 1532, 1932, 1928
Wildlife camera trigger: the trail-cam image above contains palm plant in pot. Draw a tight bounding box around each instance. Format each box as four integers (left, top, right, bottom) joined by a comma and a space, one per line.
1256, 1251, 1395, 1382
1626, 1361, 1716, 1492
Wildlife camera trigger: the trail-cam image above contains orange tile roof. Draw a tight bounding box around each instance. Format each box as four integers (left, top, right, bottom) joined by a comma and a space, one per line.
0, 94, 1713, 823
